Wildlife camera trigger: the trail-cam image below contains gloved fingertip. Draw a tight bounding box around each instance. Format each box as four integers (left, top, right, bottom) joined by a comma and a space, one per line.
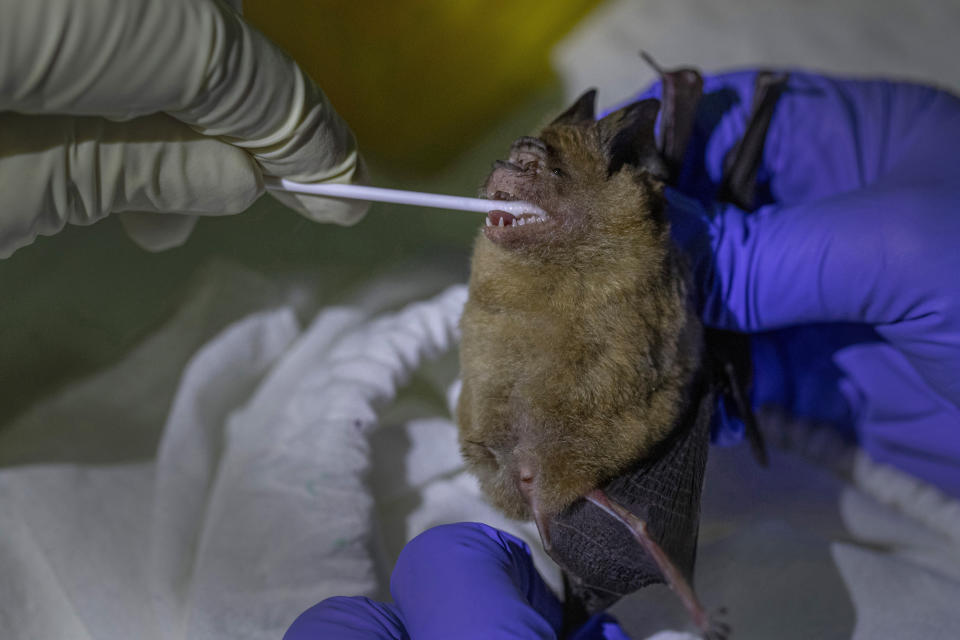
283, 596, 405, 640
118, 212, 198, 252
270, 190, 370, 226
331, 198, 371, 227
392, 523, 562, 640
267, 150, 371, 225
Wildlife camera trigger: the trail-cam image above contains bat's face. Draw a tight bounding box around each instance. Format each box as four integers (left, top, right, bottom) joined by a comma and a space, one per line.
479, 91, 666, 262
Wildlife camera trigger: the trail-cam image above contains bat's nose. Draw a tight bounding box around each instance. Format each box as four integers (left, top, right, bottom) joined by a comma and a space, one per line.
517, 471, 535, 498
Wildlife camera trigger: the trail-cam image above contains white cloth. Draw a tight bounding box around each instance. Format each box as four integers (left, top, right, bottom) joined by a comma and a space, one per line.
0, 282, 488, 639
2, 271, 958, 640
0, 307, 298, 640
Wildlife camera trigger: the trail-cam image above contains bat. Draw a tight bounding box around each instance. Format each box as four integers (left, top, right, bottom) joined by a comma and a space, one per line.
456, 59, 784, 639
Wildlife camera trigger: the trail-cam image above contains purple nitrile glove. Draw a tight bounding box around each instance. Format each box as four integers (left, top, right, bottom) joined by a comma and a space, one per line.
623, 70, 960, 497
284, 522, 631, 640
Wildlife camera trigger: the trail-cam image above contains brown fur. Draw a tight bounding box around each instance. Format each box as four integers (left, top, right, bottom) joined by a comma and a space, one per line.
457, 93, 703, 522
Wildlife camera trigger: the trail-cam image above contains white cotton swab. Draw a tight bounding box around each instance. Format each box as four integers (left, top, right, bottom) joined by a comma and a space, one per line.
264, 177, 546, 218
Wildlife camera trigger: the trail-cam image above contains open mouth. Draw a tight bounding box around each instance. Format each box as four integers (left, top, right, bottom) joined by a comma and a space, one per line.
485, 211, 548, 227
484, 190, 549, 230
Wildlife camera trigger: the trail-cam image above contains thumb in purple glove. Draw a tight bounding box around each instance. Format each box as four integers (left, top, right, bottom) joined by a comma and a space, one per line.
284, 522, 631, 640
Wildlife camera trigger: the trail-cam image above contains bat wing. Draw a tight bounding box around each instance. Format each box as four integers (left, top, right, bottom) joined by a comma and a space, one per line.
643, 53, 789, 211
718, 70, 790, 210
547, 372, 714, 618
641, 51, 704, 183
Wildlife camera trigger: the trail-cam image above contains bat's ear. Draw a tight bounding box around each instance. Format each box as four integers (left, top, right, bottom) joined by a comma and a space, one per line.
550, 89, 597, 126
597, 98, 667, 178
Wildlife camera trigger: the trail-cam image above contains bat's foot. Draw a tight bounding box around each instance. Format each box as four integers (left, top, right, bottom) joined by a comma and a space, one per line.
700, 607, 731, 640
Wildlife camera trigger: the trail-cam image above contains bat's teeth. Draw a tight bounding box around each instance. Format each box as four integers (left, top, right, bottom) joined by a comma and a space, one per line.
514, 213, 550, 226
486, 210, 547, 229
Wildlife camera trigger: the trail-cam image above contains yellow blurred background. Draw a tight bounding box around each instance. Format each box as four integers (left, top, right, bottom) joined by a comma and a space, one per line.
245, 0, 601, 171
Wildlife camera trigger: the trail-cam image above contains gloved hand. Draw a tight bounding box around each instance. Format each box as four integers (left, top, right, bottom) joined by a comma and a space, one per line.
284, 522, 630, 640
627, 71, 960, 497
0, 0, 368, 258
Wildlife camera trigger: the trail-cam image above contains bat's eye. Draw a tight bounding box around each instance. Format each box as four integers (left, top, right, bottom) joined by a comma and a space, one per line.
552, 167, 565, 178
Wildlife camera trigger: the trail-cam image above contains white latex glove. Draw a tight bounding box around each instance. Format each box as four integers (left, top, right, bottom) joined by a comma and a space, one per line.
0, 0, 368, 257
